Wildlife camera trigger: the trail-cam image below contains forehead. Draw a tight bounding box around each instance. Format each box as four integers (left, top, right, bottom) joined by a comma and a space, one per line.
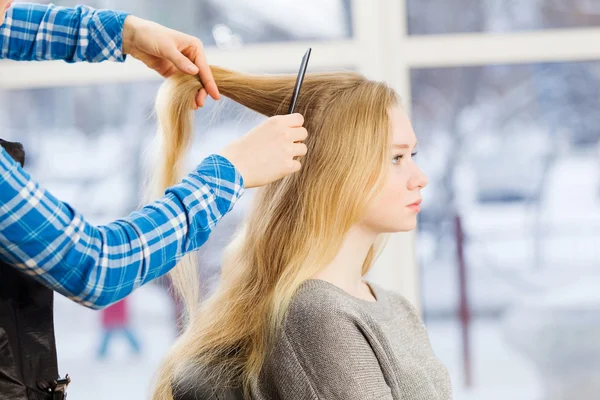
388, 106, 416, 145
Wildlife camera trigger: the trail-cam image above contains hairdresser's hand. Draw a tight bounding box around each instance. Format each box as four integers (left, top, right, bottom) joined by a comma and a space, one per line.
122, 15, 218, 109
219, 114, 308, 188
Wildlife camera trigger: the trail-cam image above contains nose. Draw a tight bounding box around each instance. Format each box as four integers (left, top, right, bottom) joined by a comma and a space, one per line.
408, 162, 428, 191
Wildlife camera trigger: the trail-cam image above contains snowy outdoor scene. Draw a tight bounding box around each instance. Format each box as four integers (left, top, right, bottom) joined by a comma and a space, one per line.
2, 0, 600, 399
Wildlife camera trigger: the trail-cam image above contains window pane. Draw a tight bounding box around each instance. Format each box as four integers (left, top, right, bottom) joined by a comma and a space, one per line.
408, 0, 600, 35
0, 81, 263, 400
412, 61, 600, 399
18, 0, 353, 45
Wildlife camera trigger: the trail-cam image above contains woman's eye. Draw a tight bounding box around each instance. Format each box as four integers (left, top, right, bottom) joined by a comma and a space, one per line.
393, 152, 417, 165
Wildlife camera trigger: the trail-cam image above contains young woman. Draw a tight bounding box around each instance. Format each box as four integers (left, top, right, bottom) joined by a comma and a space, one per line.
150, 67, 452, 400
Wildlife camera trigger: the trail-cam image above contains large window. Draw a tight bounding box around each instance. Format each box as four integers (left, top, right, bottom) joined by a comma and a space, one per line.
31, 0, 353, 45
413, 61, 600, 399
408, 0, 600, 35
402, 1, 600, 399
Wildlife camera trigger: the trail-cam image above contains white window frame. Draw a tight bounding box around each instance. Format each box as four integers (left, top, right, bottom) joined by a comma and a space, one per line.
2, 0, 600, 311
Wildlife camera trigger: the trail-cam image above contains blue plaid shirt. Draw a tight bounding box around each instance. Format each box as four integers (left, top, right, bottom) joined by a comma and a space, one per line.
1, 3, 129, 62
0, 3, 245, 309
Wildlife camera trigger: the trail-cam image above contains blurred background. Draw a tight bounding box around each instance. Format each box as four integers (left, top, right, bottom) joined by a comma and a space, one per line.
1, 0, 600, 399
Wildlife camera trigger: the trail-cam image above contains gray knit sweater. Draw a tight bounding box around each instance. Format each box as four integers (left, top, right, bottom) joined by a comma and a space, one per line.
174, 279, 452, 400
251, 279, 453, 400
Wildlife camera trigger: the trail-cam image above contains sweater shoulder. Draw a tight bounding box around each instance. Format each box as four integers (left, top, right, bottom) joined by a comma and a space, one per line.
280, 281, 371, 344
286, 280, 365, 324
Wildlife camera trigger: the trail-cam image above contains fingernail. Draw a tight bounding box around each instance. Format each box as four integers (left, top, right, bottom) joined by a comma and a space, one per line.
187, 65, 199, 73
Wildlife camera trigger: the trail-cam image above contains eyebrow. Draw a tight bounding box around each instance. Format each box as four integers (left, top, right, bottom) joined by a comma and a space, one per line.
393, 143, 418, 150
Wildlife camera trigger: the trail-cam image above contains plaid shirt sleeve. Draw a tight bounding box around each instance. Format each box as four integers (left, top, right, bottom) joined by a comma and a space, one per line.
0, 2, 129, 63
0, 147, 245, 309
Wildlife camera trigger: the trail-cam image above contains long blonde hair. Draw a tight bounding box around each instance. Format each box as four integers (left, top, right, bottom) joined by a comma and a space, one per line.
151, 66, 398, 399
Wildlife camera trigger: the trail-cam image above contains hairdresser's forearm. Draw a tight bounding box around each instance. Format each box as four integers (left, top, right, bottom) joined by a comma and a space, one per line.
0, 150, 244, 309
0, 3, 129, 62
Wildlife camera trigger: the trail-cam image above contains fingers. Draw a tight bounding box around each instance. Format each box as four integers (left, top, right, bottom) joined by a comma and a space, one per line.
195, 53, 220, 101
287, 113, 305, 127
218, 114, 309, 187
185, 38, 220, 101
166, 34, 219, 100
292, 142, 308, 157
131, 21, 220, 99
273, 113, 304, 127
161, 64, 179, 78
166, 48, 199, 75
268, 115, 308, 144
289, 127, 308, 142
290, 159, 302, 173
194, 88, 208, 109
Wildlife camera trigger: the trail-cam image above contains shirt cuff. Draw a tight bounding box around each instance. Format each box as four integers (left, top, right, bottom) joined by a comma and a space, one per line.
195, 154, 246, 212
89, 9, 131, 62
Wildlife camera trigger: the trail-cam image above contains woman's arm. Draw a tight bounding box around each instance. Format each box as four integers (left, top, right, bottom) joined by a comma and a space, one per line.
0, 147, 244, 309
0, 3, 128, 63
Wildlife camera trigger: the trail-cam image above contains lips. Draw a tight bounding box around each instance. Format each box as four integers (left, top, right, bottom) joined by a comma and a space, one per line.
407, 198, 422, 207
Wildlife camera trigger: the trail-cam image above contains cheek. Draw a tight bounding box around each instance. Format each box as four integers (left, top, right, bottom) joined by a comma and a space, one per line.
363, 174, 415, 232
373, 184, 402, 210
378, 171, 407, 208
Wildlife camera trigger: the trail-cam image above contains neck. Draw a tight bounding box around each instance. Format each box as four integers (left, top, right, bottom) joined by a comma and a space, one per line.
313, 224, 378, 299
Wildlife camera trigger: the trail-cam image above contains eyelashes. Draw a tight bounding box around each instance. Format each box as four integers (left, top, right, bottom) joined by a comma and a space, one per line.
393, 152, 418, 164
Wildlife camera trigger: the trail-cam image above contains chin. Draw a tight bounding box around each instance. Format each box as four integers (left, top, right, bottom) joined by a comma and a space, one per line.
364, 214, 419, 234
395, 223, 417, 233
376, 219, 418, 234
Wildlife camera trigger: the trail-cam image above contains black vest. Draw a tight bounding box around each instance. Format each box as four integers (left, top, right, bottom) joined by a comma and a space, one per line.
0, 140, 67, 400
